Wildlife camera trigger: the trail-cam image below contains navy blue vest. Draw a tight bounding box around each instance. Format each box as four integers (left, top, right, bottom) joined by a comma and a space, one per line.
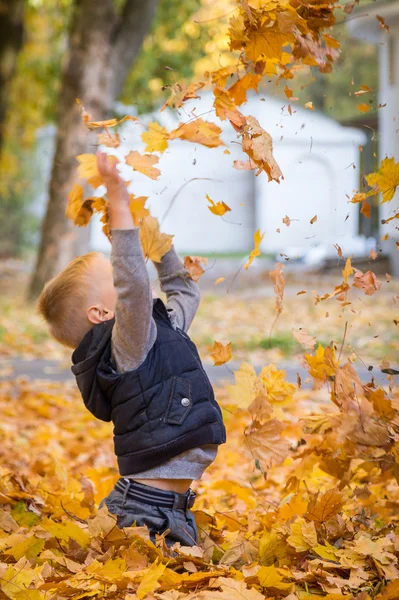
71, 299, 226, 475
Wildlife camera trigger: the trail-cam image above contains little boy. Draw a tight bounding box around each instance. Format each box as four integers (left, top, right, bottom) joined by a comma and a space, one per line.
38, 152, 226, 547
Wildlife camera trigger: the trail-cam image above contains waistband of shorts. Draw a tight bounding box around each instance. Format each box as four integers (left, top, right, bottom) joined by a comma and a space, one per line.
115, 478, 196, 511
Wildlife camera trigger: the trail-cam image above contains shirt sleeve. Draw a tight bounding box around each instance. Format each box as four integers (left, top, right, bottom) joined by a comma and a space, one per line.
110, 228, 157, 373
154, 246, 200, 332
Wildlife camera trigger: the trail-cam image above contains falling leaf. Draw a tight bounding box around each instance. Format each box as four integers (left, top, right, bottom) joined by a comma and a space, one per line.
310, 215, 317, 224
357, 103, 370, 113
161, 80, 205, 111
139, 215, 173, 262
305, 101, 314, 110
169, 118, 224, 148
342, 257, 354, 283
206, 194, 231, 216
361, 199, 371, 218
141, 122, 169, 153
376, 14, 390, 33
129, 194, 149, 226
184, 256, 207, 282
98, 132, 120, 148
244, 229, 265, 269
215, 277, 225, 285
305, 344, 339, 383
241, 116, 283, 182
351, 192, 367, 204
353, 269, 382, 296
282, 215, 291, 226
210, 341, 232, 366
269, 263, 284, 314
126, 151, 161, 180
245, 419, 290, 470
76, 153, 104, 188
366, 157, 399, 203
292, 328, 316, 349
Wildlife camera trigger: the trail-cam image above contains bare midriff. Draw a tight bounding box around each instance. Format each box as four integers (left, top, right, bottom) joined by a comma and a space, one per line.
133, 478, 193, 494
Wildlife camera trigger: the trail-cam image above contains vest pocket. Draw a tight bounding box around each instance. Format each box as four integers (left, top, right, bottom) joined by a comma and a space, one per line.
164, 377, 192, 425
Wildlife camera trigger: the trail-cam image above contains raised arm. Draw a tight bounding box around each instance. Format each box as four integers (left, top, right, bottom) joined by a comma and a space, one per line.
97, 152, 156, 372
154, 248, 200, 332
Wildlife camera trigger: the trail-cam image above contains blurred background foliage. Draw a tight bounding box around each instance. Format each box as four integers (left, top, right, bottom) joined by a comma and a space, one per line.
0, 0, 378, 257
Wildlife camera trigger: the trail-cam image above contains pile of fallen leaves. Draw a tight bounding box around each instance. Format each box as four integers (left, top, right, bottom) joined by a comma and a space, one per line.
0, 342, 399, 599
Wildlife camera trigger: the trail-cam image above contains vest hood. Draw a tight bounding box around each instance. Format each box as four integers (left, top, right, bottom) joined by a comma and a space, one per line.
71, 319, 115, 422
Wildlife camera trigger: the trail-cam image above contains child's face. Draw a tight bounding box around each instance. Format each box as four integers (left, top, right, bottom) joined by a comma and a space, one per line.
86, 255, 117, 325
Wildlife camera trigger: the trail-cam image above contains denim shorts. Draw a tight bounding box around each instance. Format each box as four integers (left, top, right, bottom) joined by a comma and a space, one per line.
100, 482, 198, 547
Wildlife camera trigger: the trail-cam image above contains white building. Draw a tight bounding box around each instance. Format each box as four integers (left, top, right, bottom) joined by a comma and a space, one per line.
348, 0, 399, 274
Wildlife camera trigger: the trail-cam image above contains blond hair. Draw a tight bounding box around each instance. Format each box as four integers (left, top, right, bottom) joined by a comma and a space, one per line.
38, 252, 100, 349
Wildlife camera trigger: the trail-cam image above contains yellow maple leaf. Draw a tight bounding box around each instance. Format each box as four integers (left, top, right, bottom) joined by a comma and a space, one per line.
305, 344, 339, 382
313, 541, 339, 561
169, 118, 224, 148
129, 194, 149, 226
126, 151, 161, 180
141, 122, 169, 153
206, 194, 231, 216
139, 215, 173, 262
256, 565, 292, 591
228, 362, 258, 408
210, 341, 232, 366
136, 560, 166, 600
287, 517, 317, 552
65, 183, 84, 221
366, 156, 399, 203
245, 229, 265, 269
76, 153, 104, 188
259, 364, 296, 405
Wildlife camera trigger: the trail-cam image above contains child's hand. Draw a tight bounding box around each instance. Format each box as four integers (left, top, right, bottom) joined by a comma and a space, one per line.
97, 151, 133, 230
97, 151, 129, 207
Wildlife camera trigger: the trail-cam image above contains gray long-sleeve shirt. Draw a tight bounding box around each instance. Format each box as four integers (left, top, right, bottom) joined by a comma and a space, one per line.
110, 229, 217, 479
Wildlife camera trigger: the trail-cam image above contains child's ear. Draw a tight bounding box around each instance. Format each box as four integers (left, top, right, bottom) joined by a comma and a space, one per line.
87, 305, 114, 325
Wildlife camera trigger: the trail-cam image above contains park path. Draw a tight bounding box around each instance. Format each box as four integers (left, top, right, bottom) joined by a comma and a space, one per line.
1, 357, 309, 387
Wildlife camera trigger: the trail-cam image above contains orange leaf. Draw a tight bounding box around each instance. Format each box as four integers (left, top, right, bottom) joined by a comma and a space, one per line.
206, 194, 231, 216
210, 341, 232, 366
184, 256, 207, 282
352, 269, 382, 296
169, 118, 224, 148
139, 216, 173, 262
126, 151, 161, 180
357, 103, 370, 113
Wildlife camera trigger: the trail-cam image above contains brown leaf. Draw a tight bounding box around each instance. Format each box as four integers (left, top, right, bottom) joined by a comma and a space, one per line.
292, 328, 316, 349
184, 256, 207, 282
241, 116, 283, 182
306, 489, 343, 524
245, 419, 290, 470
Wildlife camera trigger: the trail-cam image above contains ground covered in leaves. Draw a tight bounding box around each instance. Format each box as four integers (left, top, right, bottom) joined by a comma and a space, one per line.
1, 351, 399, 599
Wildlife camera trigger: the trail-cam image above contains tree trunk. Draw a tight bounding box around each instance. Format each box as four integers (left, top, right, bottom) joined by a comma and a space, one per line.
0, 0, 24, 152
29, 0, 159, 300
